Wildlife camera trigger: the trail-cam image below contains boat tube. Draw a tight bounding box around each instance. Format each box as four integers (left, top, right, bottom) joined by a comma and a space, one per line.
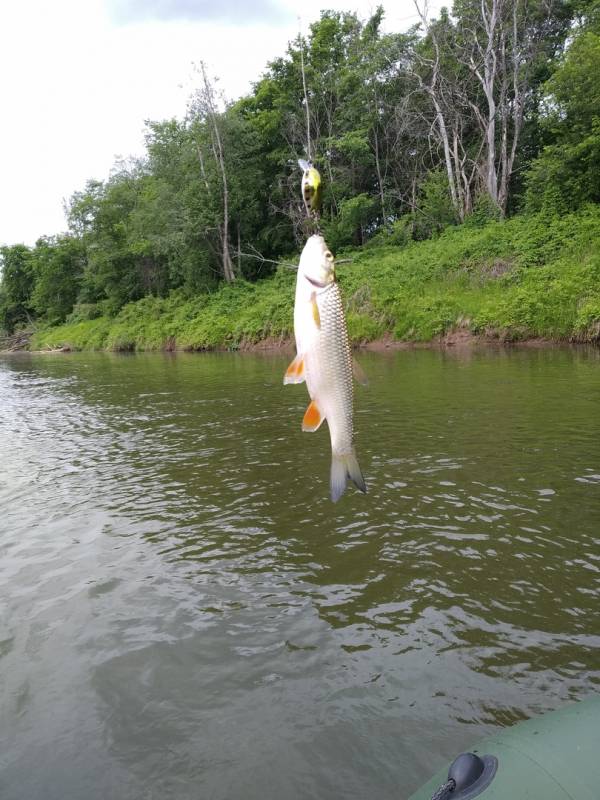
408, 695, 600, 800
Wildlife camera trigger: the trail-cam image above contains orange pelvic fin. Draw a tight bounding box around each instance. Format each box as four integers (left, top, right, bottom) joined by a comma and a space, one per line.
302, 399, 324, 432
311, 292, 321, 329
283, 354, 305, 385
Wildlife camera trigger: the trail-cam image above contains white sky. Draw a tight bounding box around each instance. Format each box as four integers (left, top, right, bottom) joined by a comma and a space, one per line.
0, 0, 436, 246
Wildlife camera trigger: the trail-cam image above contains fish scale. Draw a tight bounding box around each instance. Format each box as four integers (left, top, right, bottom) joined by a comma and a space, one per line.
284, 234, 366, 501
313, 283, 354, 456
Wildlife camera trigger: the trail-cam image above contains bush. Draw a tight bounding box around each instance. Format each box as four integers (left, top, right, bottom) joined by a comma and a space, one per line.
30, 207, 600, 350
324, 193, 379, 251
66, 303, 103, 323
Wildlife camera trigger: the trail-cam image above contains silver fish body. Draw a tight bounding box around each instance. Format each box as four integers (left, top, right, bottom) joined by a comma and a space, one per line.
284, 235, 366, 501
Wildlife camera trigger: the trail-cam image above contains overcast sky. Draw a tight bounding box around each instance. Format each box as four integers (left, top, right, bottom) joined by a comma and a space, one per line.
0, 0, 436, 246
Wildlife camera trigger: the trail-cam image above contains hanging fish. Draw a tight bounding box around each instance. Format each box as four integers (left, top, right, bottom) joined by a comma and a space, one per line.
298, 159, 322, 218
284, 234, 366, 502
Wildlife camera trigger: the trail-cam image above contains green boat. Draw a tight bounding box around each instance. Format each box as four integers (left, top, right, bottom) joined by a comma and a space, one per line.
408, 695, 600, 800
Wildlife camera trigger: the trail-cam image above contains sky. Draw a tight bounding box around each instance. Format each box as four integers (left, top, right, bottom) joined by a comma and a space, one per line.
0, 0, 436, 246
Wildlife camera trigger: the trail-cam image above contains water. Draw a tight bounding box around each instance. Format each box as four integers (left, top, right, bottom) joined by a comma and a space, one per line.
1, 348, 599, 800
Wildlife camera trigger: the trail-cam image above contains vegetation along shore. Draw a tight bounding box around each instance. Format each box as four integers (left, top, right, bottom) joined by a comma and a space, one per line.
2, 6, 600, 351
22, 208, 600, 351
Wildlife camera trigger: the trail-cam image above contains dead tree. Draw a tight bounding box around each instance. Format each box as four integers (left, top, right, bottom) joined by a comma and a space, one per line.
194, 62, 235, 283
413, 0, 556, 217
412, 3, 476, 221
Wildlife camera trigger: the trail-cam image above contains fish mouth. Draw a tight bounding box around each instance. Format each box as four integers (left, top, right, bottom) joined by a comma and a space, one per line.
305, 275, 330, 289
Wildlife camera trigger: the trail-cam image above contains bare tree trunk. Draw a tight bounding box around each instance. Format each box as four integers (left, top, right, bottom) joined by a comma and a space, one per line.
199, 62, 235, 283
195, 143, 211, 192
373, 125, 388, 224
499, 0, 525, 212
482, 0, 500, 205
434, 98, 462, 218
414, 2, 466, 221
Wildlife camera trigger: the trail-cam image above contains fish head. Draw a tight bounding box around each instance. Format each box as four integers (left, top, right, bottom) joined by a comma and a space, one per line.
299, 235, 335, 289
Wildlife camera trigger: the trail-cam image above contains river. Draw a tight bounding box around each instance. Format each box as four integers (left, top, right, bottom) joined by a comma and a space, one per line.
1, 348, 599, 799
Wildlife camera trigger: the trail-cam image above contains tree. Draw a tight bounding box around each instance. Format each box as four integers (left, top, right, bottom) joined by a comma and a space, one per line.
243, 10, 415, 244
31, 235, 86, 323
66, 168, 148, 313
526, 29, 600, 210
6, 4, 590, 332
412, 0, 572, 217
189, 63, 236, 283
0, 245, 35, 333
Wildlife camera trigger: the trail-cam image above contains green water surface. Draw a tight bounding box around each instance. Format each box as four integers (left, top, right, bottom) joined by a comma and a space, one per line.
1, 348, 599, 799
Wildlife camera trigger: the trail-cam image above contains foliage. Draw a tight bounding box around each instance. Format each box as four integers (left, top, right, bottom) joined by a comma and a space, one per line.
2, 5, 599, 341
526, 30, 600, 211
31, 235, 85, 323
0, 245, 36, 333
414, 170, 459, 238
323, 193, 379, 250
30, 209, 600, 351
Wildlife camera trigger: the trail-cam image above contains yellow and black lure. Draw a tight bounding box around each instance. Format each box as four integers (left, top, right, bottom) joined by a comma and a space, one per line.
298, 159, 322, 220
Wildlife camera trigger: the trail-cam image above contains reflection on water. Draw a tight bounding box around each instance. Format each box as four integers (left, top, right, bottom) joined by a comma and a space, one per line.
1, 348, 599, 800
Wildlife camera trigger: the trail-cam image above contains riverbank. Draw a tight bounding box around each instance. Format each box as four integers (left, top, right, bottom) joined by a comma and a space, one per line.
27, 208, 600, 353
18, 334, 594, 357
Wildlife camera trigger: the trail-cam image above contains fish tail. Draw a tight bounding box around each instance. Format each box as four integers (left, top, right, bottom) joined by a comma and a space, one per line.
330, 450, 367, 503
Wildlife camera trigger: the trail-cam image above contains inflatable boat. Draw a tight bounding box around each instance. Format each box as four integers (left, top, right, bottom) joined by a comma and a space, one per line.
408, 695, 600, 799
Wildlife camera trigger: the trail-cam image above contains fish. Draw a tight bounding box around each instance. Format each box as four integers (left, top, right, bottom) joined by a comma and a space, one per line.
298, 159, 322, 218
284, 234, 367, 502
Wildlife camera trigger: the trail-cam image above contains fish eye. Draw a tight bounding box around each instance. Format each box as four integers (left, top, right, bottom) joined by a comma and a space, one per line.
325, 251, 334, 262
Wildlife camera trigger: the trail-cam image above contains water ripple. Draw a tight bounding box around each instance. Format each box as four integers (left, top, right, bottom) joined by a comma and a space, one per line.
1, 349, 599, 800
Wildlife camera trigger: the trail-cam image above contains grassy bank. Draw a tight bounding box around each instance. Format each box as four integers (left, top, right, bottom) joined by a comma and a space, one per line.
30, 208, 600, 352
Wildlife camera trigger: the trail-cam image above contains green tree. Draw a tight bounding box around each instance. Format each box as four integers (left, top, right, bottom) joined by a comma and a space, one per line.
243, 9, 414, 247
0, 244, 35, 333
31, 235, 85, 323
526, 30, 600, 210
67, 168, 149, 313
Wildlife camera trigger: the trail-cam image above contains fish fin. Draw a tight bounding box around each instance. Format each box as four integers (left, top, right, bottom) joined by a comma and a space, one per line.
302, 400, 324, 432
352, 358, 369, 386
311, 292, 321, 329
330, 450, 367, 502
283, 355, 305, 385
298, 158, 310, 171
